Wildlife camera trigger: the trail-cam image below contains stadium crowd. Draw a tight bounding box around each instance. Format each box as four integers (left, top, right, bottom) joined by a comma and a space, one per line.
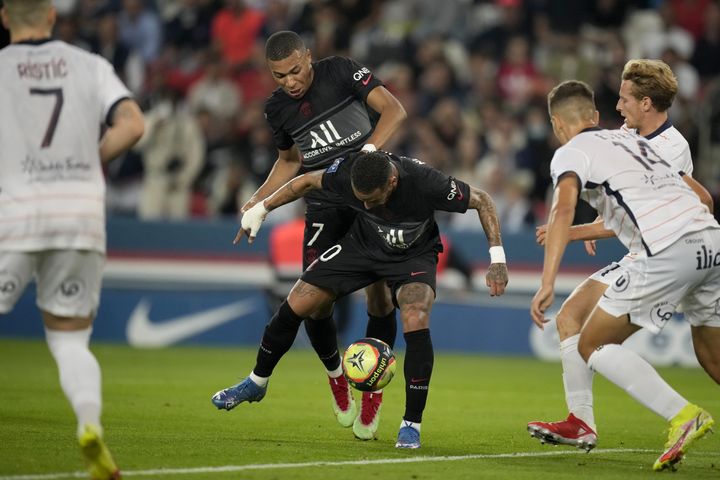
2, 0, 719, 230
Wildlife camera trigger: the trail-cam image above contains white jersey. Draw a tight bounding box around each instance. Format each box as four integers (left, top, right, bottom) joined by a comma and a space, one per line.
0, 39, 131, 253
551, 128, 719, 256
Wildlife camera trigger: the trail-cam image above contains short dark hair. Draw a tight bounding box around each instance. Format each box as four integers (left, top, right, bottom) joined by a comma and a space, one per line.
547, 80, 596, 114
350, 152, 393, 194
265, 31, 306, 61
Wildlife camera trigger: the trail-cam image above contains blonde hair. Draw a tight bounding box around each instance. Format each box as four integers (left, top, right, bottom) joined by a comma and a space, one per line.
621, 59, 678, 112
3, 0, 52, 29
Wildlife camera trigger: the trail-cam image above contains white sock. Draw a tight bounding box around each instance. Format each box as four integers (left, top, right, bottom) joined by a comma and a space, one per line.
327, 366, 343, 378
249, 371, 269, 387
45, 327, 102, 437
587, 344, 687, 421
400, 420, 420, 432
561, 334, 596, 430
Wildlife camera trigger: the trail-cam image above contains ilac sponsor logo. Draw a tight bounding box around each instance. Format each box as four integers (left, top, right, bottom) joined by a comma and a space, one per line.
695, 245, 720, 270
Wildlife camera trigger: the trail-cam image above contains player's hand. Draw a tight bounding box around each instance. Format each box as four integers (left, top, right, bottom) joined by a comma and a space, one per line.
486, 263, 508, 297
234, 202, 268, 244
535, 224, 547, 246
530, 284, 554, 329
240, 198, 257, 214
584, 240, 597, 256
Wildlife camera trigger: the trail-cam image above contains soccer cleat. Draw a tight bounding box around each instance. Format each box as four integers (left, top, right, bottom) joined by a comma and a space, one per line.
653, 404, 714, 471
353, 391, 383, 440
211, 377, 267, 410
395, 423, 421, 449
78, 424, 121, 480
527, 413, 598, 452
328, 375, 357, 427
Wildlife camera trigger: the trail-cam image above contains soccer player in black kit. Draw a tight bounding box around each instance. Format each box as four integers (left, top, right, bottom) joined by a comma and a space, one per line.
212, 151, 509, 448
221, 30, 407, 439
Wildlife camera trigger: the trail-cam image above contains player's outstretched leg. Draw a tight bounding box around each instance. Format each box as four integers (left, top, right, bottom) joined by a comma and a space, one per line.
353, 391, 383, 439
212, 376, 267, 410
653, 403, 715, 471
527, 414, 597, 452
328, 374, 357, 427
78, 424, 120, 480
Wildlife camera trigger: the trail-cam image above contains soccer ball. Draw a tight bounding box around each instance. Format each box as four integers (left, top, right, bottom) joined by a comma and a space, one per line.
342, 337, 396, 392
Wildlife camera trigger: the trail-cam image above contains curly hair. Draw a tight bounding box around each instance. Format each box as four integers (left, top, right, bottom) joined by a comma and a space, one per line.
350, 152, 393, 194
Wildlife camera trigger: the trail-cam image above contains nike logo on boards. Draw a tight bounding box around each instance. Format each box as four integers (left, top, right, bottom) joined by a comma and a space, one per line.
126, 298, 257, 347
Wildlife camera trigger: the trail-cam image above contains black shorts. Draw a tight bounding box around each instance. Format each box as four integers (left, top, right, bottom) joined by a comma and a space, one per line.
302, 203, 356, 270
301, 235, 438, 307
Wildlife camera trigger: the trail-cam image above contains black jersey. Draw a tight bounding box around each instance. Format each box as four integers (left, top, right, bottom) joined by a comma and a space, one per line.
264, 56, 383, 172
321, 153, 471, 261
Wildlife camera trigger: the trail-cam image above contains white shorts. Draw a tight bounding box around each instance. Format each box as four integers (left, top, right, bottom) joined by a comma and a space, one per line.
589, 253, 642, 286
0, 250, 104, 318
598, 228, 720, 334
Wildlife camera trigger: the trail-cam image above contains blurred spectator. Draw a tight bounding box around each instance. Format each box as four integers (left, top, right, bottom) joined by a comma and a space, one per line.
55, 15, 91, 51
211, 0, 265, 70
497, 35, 541, 110
119, 0, 163, 62
135, 72, 205, 219
163, 0, 219, 50
188, 52, 242, 122
91, 8, 145, 94
690, 2, 720, 80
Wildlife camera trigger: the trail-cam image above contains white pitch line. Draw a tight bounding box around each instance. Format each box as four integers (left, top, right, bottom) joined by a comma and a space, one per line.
3, 447, 710, 480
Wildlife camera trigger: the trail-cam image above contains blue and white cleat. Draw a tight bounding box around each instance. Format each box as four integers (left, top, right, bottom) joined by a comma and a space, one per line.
395, 423, 421, 449
211, 377, 267, 410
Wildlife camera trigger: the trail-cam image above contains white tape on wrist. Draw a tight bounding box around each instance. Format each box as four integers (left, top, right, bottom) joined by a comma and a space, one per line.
489, 246, 506, 264
241, 201, 269, 237
361, 143, 377, 152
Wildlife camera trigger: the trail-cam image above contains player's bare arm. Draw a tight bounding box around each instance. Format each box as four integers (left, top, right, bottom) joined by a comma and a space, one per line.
241, 145, 303, 213
364, 86, 407, 149
530, 173, 579, 328
234, 170, 324, 244
536, 217, 615, 245
99, 99, 144, 163
682, 174, 714, 212
468, 185, 508, 296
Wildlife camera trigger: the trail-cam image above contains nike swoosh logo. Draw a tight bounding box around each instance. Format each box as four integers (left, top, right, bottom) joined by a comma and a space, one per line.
410, 271, 427, 276
126, 298, 256, 347
362, 74, 373, 86
410, 377, 429, 383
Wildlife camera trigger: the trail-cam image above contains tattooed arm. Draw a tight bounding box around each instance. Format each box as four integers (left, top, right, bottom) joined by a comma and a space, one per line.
468, 185, 508, 296
100, 99, 145, 163
264, 170, 324, 211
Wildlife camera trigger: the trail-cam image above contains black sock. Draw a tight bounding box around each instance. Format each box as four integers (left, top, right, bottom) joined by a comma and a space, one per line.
304, 315, 340, 371
366, 309, 397, 349
403, 329, 433, 423
253, 301, 304, 377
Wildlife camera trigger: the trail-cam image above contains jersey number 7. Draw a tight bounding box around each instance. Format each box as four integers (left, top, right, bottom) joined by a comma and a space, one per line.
30, 88, 64, 148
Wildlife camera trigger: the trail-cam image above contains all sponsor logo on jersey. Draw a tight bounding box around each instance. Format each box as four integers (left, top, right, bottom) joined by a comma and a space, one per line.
305, 120, 362, 159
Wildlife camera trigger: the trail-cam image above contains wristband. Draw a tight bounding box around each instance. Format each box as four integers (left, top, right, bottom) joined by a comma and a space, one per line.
361, 143, 377, 152
489, 246, 506, 264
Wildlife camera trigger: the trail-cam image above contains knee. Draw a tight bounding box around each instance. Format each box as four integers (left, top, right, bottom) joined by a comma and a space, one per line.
400, 303, 431, 332
555, 306, 583, 340
365, 284, 393, 316
577, 335, 596, 363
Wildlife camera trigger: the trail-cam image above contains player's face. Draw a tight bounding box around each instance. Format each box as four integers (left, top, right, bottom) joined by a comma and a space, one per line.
617, 80, 644, 129
267, 49, 314, 99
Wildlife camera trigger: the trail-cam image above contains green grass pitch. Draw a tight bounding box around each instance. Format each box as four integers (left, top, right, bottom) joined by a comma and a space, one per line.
0, 338, 717, 479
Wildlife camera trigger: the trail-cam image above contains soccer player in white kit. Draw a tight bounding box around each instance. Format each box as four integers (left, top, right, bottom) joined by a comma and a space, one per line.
531, 80, 718, 471
0, 1, 144, 478
527, 60, 711, 452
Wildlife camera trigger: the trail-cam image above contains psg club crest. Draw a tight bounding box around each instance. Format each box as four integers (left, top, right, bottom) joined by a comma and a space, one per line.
300, 101, 312, 118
